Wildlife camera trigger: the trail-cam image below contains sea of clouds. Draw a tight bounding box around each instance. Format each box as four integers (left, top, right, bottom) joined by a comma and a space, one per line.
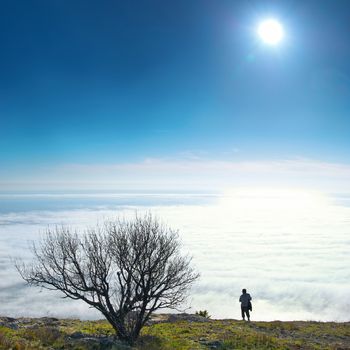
0, 191, 349, 321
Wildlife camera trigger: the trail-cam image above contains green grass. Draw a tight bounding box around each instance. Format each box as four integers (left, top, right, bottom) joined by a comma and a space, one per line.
0, 317, 349, 350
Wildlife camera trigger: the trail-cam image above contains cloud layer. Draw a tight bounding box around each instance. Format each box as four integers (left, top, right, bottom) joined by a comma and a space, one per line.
0, 191, 350, 321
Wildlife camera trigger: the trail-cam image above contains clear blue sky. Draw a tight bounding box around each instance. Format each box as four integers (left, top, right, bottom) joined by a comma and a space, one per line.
1, 0, 350, 190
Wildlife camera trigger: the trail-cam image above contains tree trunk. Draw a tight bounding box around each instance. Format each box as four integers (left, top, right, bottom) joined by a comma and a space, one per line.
103, 312, 130, 343
112, 323, 131, 343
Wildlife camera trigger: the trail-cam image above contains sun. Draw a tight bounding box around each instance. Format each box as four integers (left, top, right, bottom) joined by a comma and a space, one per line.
257, 19, 284, 45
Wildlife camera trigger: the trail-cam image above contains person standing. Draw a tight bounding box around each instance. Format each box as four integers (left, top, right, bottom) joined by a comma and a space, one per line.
239, 288, 252, 321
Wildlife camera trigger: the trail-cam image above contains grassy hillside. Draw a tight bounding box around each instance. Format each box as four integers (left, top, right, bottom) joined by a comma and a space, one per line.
0, 314, 349, 350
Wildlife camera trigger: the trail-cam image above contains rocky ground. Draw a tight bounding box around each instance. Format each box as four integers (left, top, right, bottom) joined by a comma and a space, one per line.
0, 314, 349, 349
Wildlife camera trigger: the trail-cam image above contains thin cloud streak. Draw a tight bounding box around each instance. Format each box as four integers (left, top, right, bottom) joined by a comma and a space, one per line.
1, 158, 350, 192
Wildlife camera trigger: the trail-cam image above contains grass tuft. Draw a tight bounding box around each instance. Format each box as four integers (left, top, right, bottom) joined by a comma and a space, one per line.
0, 317, 349, 349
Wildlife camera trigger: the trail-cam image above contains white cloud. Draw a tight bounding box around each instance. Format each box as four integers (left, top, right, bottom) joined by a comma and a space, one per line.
1, 191, 350, 321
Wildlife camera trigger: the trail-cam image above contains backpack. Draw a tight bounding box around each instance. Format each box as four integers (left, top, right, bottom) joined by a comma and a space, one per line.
248, 300, 252, 311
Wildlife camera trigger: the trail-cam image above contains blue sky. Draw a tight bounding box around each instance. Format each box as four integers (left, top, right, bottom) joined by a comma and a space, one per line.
1, 0, 350, 191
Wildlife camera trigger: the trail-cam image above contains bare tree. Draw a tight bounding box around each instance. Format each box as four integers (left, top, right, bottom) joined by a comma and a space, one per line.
17, 214, 199, 344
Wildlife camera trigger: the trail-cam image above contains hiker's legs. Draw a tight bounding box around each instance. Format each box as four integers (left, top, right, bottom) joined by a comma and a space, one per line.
241, 307, 245, 320
241, 307, 250, 321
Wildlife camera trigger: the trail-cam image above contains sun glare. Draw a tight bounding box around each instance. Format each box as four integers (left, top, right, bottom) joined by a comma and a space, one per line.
219, 187, 330, 220
258, 19, 284, 45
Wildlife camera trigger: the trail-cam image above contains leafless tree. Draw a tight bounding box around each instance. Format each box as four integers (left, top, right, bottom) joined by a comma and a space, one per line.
17, 214, 199, 344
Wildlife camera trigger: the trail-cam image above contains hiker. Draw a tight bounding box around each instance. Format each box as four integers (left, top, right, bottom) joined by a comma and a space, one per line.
239, 288, 252, 321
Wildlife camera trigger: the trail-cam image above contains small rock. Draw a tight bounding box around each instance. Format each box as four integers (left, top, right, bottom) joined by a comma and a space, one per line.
69, 331, 85, 339
39, 317, 59, 325
199, 340, 222, 349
